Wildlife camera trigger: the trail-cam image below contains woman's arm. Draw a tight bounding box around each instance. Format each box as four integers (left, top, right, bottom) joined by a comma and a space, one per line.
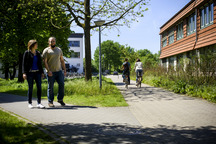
22, 51, 28, 79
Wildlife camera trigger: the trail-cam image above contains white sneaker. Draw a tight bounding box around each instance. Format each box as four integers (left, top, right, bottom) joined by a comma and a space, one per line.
28, 104, 33, 109
37, 104, 45, 109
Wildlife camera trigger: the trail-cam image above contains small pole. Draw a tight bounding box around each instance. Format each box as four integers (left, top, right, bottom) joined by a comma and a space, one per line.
99, 26, 102, 89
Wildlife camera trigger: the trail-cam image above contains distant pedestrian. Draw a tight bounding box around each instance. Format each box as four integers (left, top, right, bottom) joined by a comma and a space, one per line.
134, 58, 143, 85
42, 37, 67, 107
22, 40, 45, 109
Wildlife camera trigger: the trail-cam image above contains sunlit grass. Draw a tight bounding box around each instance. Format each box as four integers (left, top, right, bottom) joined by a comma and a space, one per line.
0, 109, 58, 144
0, 77, 128, 107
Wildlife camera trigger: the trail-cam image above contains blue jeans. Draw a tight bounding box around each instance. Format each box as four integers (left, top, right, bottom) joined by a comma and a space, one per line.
47, 71, 64, 103
136, 70, 143, 83
26, 72, 42, 104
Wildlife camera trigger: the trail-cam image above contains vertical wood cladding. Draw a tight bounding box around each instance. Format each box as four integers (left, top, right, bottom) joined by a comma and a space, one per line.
160, 0, 216, 59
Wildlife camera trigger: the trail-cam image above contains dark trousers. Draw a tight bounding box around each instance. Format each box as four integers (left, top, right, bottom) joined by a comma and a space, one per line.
47, 71, 64, 103
128, 71, 130, 84
26, 72, 42, 104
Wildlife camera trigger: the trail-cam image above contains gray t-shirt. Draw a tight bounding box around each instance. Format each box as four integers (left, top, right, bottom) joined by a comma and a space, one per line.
42, 47, 63, 72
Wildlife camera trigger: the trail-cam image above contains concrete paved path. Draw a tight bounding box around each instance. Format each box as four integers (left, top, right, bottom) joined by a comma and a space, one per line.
107, 75, 216, 143
0, 75, 216, 143
0, 93, 142, 144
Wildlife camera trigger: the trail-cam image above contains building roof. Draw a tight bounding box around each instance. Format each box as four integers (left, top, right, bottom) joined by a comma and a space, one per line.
69, 33, 84, 38
160, 0, 194, 30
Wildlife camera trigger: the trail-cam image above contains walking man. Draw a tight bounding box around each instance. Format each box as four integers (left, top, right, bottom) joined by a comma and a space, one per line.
42, 37, 67, 107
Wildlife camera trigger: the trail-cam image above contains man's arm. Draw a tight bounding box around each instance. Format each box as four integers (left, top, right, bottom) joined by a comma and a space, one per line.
60, 55, 66, 76
44, 58, 52, 76
121, 65, 124, 70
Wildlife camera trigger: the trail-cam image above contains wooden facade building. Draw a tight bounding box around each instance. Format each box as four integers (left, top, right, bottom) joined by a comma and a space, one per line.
160, 0, 216, 68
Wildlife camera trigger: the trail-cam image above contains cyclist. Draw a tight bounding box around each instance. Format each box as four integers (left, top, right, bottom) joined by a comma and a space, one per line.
121, 58, 131, 83
134, 58, 143, 86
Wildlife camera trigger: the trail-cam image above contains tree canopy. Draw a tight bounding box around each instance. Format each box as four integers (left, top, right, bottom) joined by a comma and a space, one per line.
93, 40, 159, 72
52, 0, 149, 81
0, 0, 72, 81
94, 40, 122, 71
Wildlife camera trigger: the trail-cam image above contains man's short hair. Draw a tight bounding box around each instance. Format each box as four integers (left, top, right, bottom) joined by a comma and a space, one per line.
48, 37, 56, 43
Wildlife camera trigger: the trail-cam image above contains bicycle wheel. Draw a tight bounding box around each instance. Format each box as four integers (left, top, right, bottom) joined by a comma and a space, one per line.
137, 77, 141, 88
125, 77, 129, 89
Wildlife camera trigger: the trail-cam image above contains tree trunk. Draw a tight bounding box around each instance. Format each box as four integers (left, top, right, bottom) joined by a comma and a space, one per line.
4, 63, 9, 80
10, 63, 17, 80
18, 53, 24, 82
84, 0, 92, 81
17, 13, 24, 83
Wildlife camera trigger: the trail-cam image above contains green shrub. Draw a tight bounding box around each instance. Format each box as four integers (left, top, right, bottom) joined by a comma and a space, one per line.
152, 77, 162, 87
171, 80, 187, 94
185, 84, 195, 95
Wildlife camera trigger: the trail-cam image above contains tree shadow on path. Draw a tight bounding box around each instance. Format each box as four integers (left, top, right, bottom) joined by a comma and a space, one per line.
119, 85, 195, 102
42, 122, 216, 144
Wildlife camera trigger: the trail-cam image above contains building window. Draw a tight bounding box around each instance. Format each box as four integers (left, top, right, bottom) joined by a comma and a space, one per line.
177, 54, 183, 68
187, 13, 196, 36
162, 33, 167, 47
168, 28, 174, 44
187, 50, 196, 59
162, 58, 167, 68
200, 2, 214, 29
71, 52, 80, 58
211, 3, 214, 22
77, 63, 80, 67
69, 41, 80, 47
177, 22, 183, 40
169, 56, 175, 67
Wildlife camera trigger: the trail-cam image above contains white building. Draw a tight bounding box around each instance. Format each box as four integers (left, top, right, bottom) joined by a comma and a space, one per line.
64, 33, 84, 74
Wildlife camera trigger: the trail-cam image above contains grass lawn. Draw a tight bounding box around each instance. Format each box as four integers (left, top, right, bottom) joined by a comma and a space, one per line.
0, 77, 128, 107
0, 109, 58, 144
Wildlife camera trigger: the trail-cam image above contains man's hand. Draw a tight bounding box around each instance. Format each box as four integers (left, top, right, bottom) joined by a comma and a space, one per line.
48, 71, 53, 77
64, 70, 67, 77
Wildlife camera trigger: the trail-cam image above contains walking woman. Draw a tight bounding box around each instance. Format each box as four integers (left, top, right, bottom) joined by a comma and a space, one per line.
22, 40, 45, 109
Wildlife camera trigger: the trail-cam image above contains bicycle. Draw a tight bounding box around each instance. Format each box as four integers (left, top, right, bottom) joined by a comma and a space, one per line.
136, 71, 142, 88
123, 74, 129, 89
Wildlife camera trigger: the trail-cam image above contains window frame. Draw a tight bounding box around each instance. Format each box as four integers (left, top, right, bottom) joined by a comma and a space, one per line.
187, 13, 196, 36
162, 58, 167, 68
210, 3, 214, 23
168, 28, 174, 45
162, 32, 167, 47
71, 52, 80, 58
177, 22, 184, 40
69, 41, 80, 47
200, 2, 214, 29
169, 56, 175, 67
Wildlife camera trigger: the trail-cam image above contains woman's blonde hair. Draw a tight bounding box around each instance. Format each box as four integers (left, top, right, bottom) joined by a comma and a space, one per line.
28, 40, 37, 50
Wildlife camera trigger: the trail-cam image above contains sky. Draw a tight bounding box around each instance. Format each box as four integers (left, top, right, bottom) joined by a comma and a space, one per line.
70, 0, 191, 58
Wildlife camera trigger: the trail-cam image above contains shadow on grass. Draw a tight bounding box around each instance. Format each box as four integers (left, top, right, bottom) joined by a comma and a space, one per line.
42, 122, 216, 144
